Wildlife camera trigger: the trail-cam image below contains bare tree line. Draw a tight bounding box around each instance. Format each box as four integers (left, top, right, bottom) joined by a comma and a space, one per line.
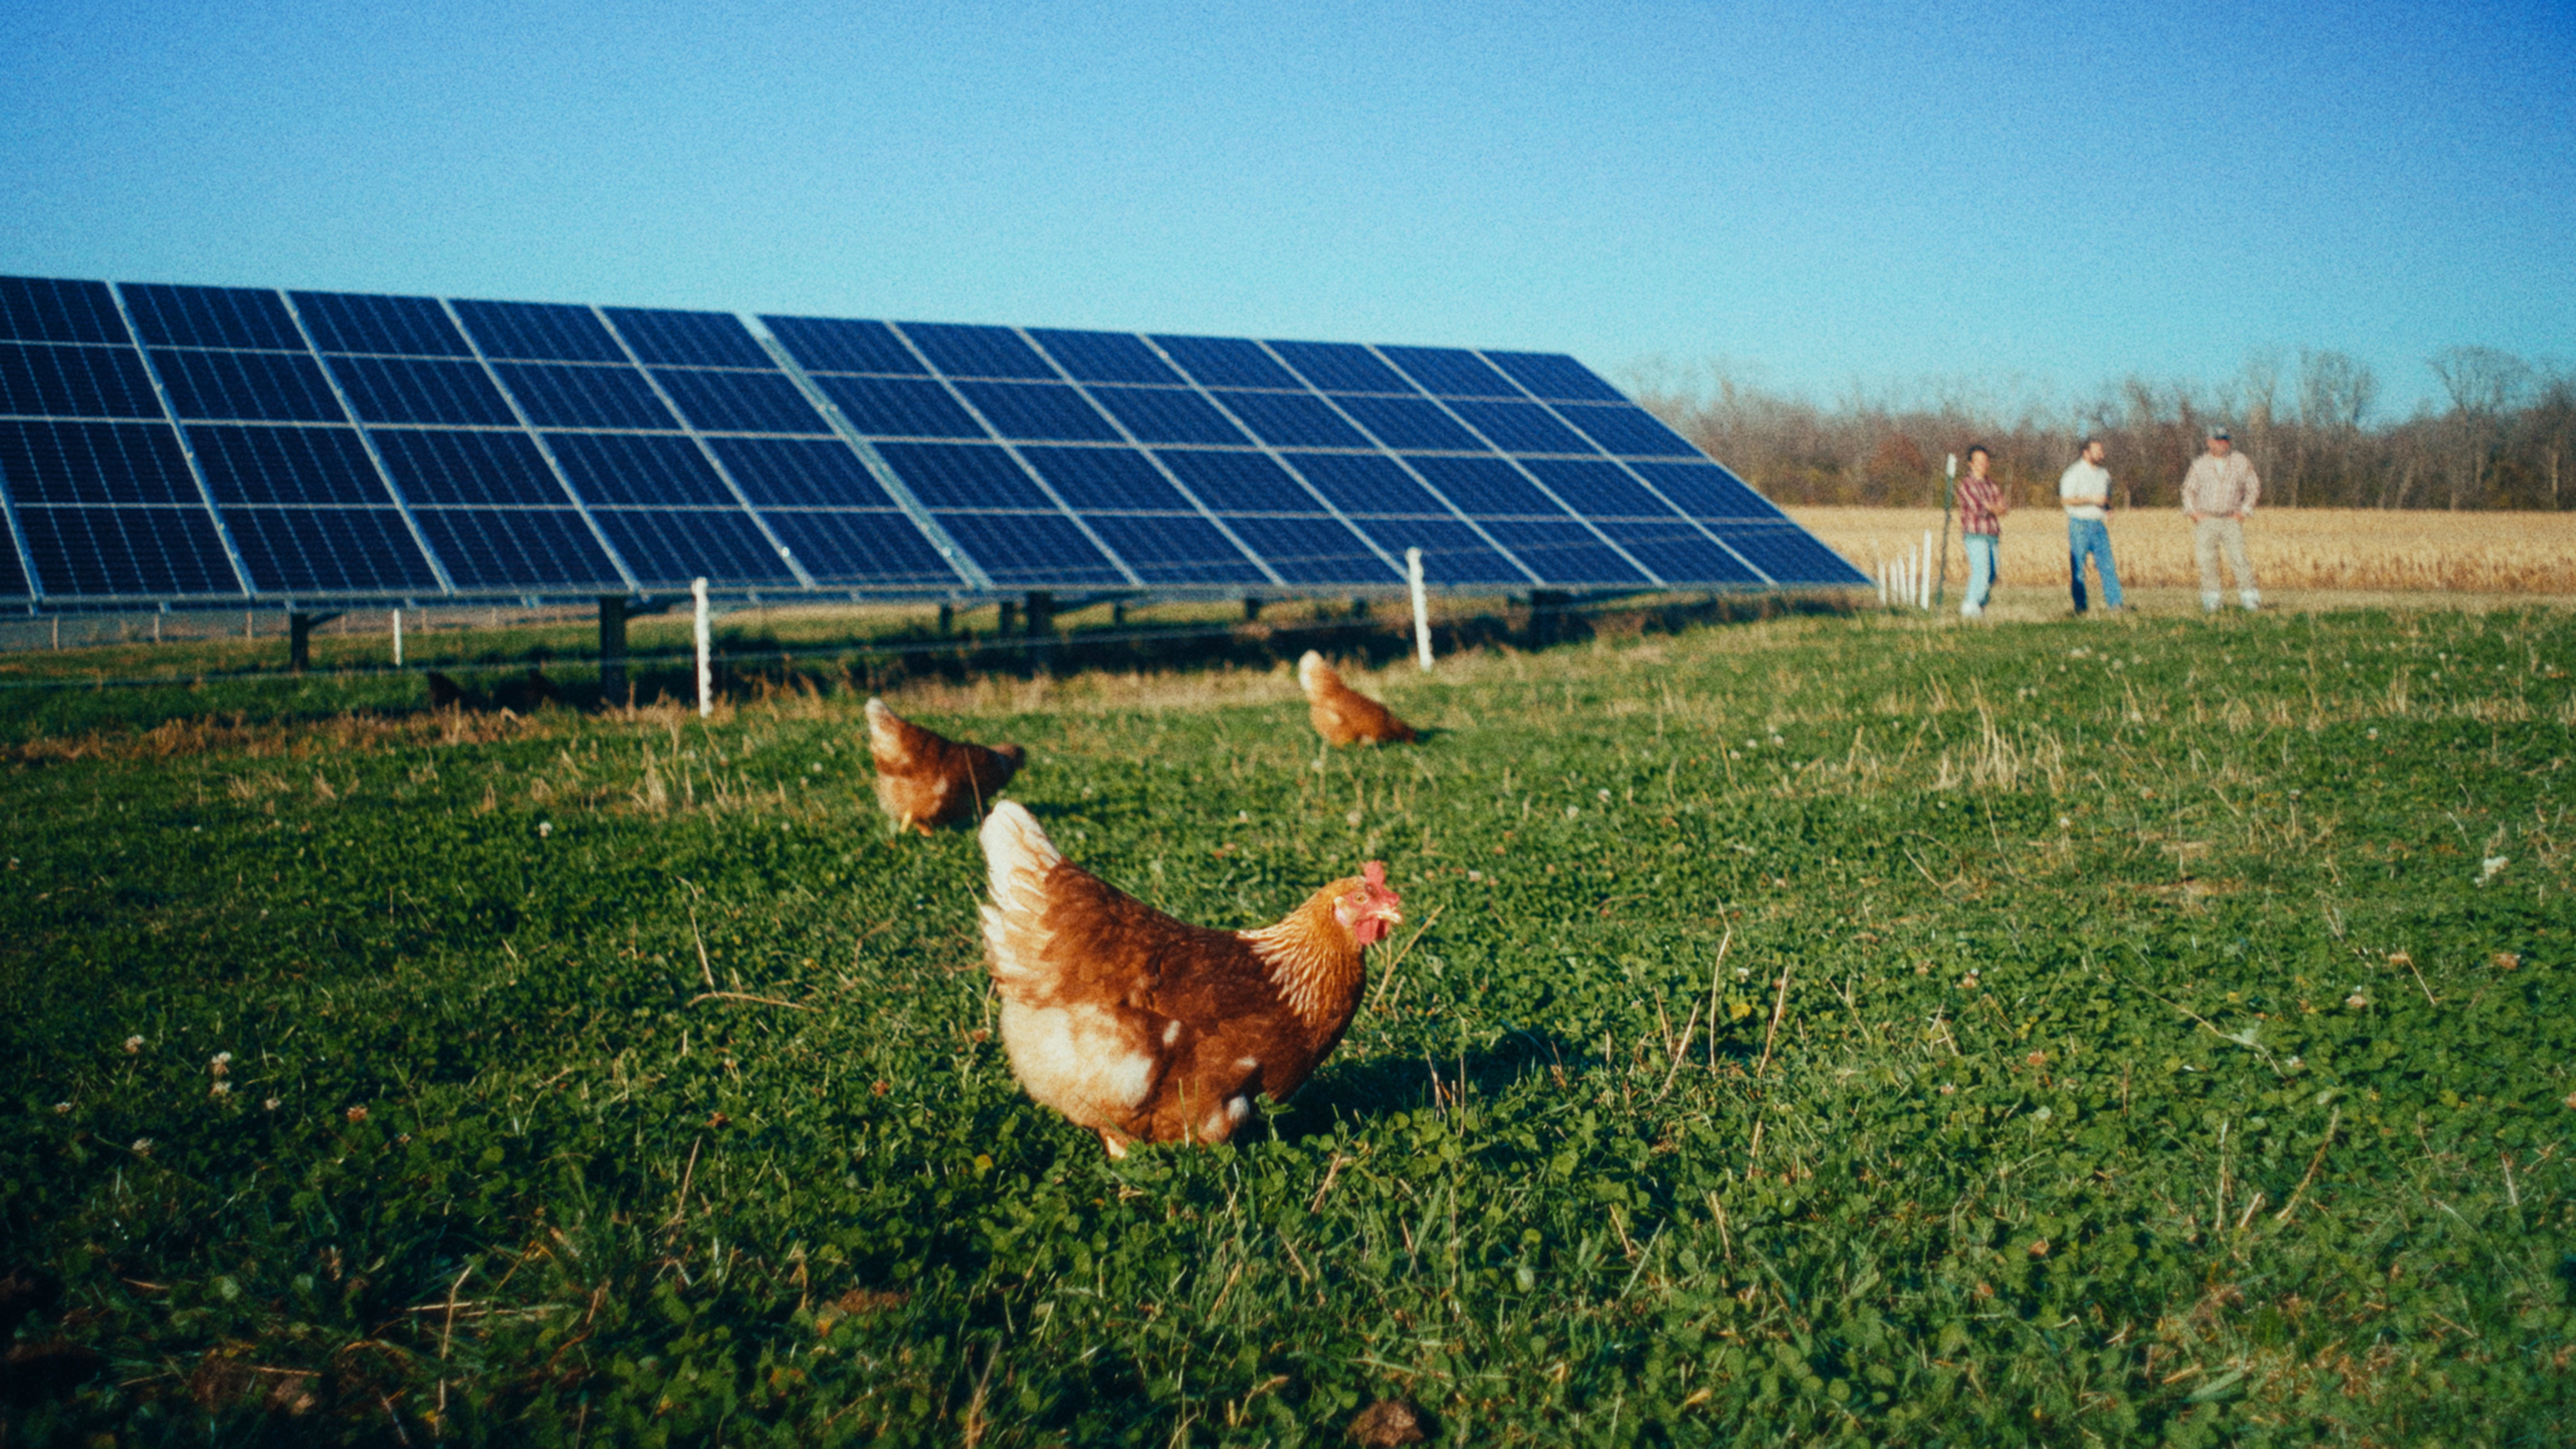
1623, 347, 2576, 511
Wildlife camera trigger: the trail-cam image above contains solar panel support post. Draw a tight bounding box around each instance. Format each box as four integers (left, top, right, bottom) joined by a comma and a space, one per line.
1529, 589, 1569, 648
692, 578, 712, 718
1242, 597, 1263, 623
288, 612, 341, 674
1024, 591, 1055, 672
598, 596, 629, 704
936, 603, 953, 636
1407, 548, 1433, 669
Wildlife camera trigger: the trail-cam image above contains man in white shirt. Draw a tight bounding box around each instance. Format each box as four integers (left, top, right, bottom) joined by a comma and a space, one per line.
2181, 427, 2262, 612
2059, 437, 2122, 613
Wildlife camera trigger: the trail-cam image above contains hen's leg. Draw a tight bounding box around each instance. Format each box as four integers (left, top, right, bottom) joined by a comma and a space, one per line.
1096, 1127, 1132, 1159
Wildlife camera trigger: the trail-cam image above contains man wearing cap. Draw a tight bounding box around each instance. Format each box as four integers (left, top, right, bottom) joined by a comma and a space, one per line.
2182, 428, 2261, 612
2059, 437, 2121, 613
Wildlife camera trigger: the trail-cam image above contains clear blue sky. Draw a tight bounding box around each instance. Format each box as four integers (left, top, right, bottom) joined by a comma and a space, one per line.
6, 0, 2569, 416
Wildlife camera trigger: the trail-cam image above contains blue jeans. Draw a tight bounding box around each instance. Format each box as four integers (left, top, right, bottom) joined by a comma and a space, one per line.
1962, 533, 1998, 611
2068, 517, 2121, 612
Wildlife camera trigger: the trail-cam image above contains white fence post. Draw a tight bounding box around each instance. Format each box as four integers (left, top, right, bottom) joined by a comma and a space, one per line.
693, 577, 713, 718
1919, 530, 1935, 609
391, 609, 403, 667
1407, 547, 1433, 669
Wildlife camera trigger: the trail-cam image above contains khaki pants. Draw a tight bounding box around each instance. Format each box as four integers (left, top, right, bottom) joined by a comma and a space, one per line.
2194, 516, 2256, 598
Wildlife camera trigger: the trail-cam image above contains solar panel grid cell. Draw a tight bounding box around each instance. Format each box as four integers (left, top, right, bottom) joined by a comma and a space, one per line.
1705, 525, 1870, 585
1326, 394, 1485, 452
1592, 520, 1762, 585
1267, 341, 1412, 394
373, 429, 564, 507
1018, 446, 1196, 512
546, 433, 733, 507
1627, 461, 1784, 521
1556, 403, 1702, 457
1378, 346, 1521, 398
592, 508, 797, 588
876, 442, 1054, 511
122, 284, 304, 350
1209, 390, 1371, 449
494, 363, 676, 430
0, 420, 200, 504
1475, 518, 1650, 585
16, 505, 236, 596
1215, 514, 1394, 583
1151, 335, 1302, 390
0, 343, 163, 419
191, 425, 388, 506
1517, 458, 1683, 519
605, 308, 774, 369
153, 350, 347, 423
0, 277, 132, 345
452, 300, 625, 362
931, 511, 1126, 585
1026, 329, 1182, 385
900, 323, 1054, 379
651, 368, 830, 434
1154, 449, 1323, 514
411, 508, 622, 589
1077, 513, 1268, 585
224, 506, 438, 593
329, 356, 520, 427
761, 510, 959, 588
1444, 400, 1598, 455
813, 374, 987, 439
1083, 386, 1249, 445
952, 381, 1121, 442
708, 436, 902, 509
1280, 452, 1456, 518
1481, 351, 1627, 402
1402, 455, 1566, 517
1337, 517, 1529, 585
290, 292, 470, 357
761, 316, 925, 375
0, 519, 30, 597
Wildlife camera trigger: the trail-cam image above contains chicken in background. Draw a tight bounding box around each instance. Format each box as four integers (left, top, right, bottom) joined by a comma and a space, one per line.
978, 800, 1403, 1156
864, 697, 1024, 834
1297, 650, 1417, 746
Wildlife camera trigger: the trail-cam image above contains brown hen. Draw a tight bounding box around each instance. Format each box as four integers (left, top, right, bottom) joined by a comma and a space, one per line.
978, 800, 1402, 1156
864, 697, 1023, 833
1297, 650, 1416, 746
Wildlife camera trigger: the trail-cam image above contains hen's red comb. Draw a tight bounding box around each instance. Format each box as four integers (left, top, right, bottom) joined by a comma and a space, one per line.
1362, 861, 1388, 887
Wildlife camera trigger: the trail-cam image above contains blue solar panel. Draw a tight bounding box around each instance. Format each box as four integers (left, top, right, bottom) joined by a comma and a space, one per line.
373, 429, 564, 506
1482, 351, 1626, 402
494, 363, 675, 430
1268, 341, 1413, 394
1211, 390, 1372, 449
1156, 449, 1324, 513
706, 436, 900, 508
1476, 519, 1650, 585
763, 510, 960, 588
153, 349, 346, 423
931, 511, 1126, 585
876, 442, 1054, 511
191, 426, 388, 506
547, 432, 733, 507
0, 343, 162, 419
1328, 394, 1485, 452
1072, 513, 1267, 585
900, 323, 1055, 380
607, 307, 774, 369
412, 508, 623, 589
224, 506, 439, 592
953, 381, 1121, 441
591, 508, 797, 588
1019, 446, 1197, 512
1380, 346, 1521, 398
1556, 403, 1701, 457
1591, 520, 1762, 585
1084, 385, 1250, 445
0, 513, 30, 597
0, 420, 199, 504
1703, 525, 1868, 585
329, 356, 519, 427
1214, 515, 1394, 583
291, 292, 471, 357
452, 299, 626, 363
1627, 461, 1784, 521
1028, 329, 1183, 385
16, 505, 236, 596
0, 277, 132, 345
762, 316, 925, 375
1517, 459, 1682, 519
1152, 335, 1302, 390
1282, 452, 1456, 517
813, 374, 987, 438
652, 368, 829, 434
1337, 517, 1529, 585
1445, 400, 1597, 455
122, 284, 304, 350
1403, 455, 1565, 517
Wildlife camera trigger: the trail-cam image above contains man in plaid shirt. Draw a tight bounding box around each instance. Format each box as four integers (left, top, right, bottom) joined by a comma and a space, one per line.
1956, 444, 2008, 618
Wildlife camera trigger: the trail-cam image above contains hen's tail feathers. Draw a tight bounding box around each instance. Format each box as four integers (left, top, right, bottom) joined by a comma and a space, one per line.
979, 801, 1064, 995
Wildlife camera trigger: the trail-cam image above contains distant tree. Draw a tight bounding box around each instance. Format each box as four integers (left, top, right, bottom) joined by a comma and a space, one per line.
2428, 346, 2532, 509
2292, 349, 2377, 507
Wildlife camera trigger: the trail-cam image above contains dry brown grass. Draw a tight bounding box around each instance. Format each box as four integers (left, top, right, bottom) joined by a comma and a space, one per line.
1788, 506, 2576, 596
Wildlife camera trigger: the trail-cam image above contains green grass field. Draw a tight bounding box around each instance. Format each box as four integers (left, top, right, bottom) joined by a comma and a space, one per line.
4, 605, 2572, 1445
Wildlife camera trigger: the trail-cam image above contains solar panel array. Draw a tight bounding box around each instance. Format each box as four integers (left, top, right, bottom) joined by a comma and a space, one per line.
0, 275, 1865, 606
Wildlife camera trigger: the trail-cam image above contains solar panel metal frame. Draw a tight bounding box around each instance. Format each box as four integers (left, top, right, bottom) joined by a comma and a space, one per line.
0, 274, 1866, 608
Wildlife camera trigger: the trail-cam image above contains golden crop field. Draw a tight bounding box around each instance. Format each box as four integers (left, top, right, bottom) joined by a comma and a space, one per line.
1788, 506, 2576, 599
